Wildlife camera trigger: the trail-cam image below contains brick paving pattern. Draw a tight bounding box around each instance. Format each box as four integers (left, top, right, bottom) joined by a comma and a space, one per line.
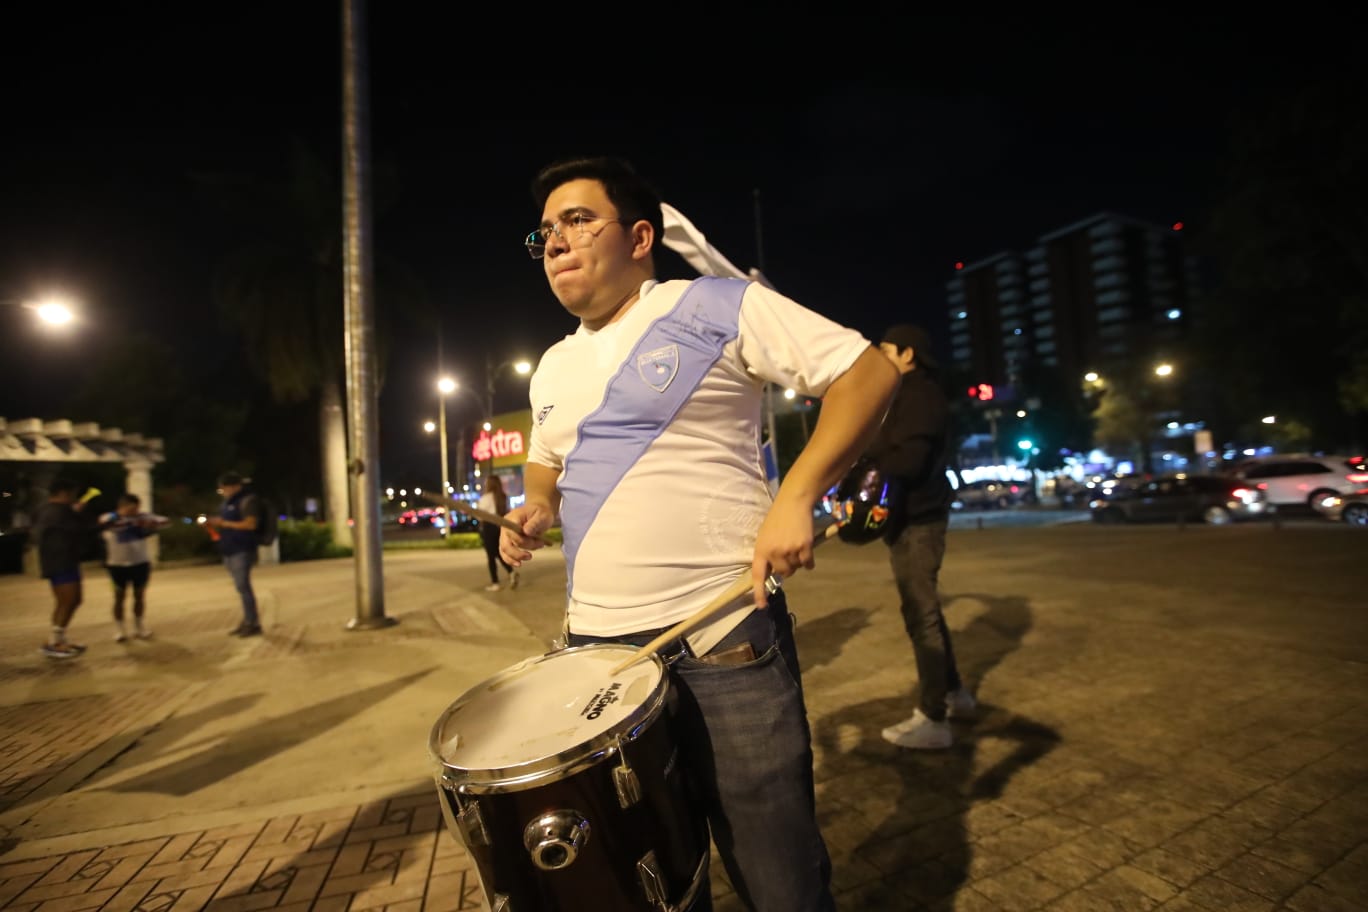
0, 525, 1364, 911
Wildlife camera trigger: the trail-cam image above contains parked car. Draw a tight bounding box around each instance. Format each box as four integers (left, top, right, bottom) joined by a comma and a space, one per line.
1313, 489, 1368, 527
1229, 454, 1368, 509
1089, 473, 1267, 525
952, 479, 1035, 510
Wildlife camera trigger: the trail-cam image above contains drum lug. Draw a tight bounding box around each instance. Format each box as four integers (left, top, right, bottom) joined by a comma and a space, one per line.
491, 894, 511, 912
523, 810, 591, 870
614, 740, 641, 808
457, 796, 491, 847
636, 850, 669, 909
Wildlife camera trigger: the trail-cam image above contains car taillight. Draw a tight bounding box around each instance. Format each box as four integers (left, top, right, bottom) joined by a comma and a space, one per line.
1347, 473, 1368, 483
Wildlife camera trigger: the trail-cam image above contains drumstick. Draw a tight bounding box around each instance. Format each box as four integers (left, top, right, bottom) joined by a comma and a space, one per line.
420, 493, 549, 546
608, 521, 842, 675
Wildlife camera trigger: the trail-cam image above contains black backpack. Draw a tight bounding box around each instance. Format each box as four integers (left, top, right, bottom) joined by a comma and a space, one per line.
243, 492, 279, 547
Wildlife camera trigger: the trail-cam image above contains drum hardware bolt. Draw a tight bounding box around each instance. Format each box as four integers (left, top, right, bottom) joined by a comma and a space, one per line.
613, 740, 642, 808
636, 850, 669, 909
523, 810, 590, 871
457, 797, 491, 847
491, 895, 511, 912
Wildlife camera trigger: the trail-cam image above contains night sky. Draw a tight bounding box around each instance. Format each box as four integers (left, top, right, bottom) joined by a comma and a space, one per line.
0, 10, 1343, 487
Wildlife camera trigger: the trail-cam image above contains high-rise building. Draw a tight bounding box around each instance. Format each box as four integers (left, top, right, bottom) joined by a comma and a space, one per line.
947, 212, 1197, 395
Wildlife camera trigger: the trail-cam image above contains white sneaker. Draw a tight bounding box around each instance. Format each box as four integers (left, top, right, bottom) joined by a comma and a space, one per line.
135, 627, 152, 640
881, 709, 953, 749
946, 688, 978, 719
510, 570, 520, 590
114, 629, 128, 643
484, 583, 501, 592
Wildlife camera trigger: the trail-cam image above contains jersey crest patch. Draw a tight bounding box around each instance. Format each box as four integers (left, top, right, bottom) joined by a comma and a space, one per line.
536, 405, 554, 425
636, 345, 679, 393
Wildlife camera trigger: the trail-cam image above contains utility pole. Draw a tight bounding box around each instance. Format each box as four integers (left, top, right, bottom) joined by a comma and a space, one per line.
754, 188, 779, 463
340, 0, 392, 630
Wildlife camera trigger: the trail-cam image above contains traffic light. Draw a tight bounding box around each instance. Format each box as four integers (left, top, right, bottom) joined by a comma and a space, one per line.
967, 383, 995, 401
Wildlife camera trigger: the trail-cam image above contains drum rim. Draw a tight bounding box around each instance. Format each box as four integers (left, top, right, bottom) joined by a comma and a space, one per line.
428, 643, 668, 791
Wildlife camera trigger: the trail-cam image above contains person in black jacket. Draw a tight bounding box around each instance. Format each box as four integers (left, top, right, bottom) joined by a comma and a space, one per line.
865, 324, 976, 749
33, 477, 95, 659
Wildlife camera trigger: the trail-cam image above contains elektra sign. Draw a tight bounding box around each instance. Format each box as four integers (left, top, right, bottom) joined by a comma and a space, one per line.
471, 428, 524, 462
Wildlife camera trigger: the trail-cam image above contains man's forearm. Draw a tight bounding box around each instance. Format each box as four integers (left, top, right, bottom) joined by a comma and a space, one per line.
778, 347, 900, 504
523, 462, 563, 516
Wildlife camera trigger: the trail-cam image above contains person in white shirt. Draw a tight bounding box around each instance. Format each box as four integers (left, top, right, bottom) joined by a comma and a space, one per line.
475, 474, 517, 591
501, 156, 899, 912
99, 494, 168, 641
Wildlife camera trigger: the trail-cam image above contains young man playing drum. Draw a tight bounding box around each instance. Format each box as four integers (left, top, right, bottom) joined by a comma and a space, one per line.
501, 156, 899, 911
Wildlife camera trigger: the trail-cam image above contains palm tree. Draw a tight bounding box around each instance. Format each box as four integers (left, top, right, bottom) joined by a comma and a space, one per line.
198, 138, 428, 546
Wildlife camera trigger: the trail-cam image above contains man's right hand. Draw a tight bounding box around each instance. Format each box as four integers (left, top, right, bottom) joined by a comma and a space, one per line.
500, 503, 555, 566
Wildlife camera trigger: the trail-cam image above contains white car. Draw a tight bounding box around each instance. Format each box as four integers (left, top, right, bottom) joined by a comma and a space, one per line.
1231, 454, 1368, 509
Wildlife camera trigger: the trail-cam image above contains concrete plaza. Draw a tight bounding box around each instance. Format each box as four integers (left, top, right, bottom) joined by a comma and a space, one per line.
0, 519, 1365, 911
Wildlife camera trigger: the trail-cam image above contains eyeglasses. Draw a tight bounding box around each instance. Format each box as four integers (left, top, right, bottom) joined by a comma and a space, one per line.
524, 211, 629, 259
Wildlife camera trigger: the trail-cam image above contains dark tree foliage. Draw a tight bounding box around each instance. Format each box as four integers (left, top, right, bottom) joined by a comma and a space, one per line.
1189, 61, 1368, 451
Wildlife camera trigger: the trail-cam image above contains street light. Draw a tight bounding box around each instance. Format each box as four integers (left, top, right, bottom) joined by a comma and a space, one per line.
2, 294, 79, 327
436, 376, 456, 505
485, 355, 533, 419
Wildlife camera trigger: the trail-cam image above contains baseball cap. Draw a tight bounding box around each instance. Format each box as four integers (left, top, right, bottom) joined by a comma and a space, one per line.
880, 324, 939, 370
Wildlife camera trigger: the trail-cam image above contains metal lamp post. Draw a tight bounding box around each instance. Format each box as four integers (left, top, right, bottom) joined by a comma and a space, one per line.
436, 377, 455, 503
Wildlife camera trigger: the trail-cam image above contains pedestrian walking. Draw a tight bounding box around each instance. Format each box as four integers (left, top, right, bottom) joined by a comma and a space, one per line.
206, 471, 262, 636
867, 324, 976, 749
500, 156, 899, 911
99, 493, 169, 641
477, 475, 518, 591
32, 478, 97, 659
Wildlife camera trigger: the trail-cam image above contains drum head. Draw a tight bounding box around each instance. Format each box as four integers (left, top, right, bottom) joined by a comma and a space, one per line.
430, 644, 666, 788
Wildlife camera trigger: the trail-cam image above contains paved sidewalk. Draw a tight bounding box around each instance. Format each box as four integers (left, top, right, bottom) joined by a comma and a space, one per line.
0, 524, 1365, 911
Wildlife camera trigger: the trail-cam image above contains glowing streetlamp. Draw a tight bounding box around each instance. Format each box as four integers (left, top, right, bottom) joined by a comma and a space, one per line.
485, 356, 533, 419
3, 294, 79, 328
1154, 363, 1174, 378
436, 376, 456, 503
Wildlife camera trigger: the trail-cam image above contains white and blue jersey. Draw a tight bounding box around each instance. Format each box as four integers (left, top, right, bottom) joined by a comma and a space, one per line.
527, 276, 870, 649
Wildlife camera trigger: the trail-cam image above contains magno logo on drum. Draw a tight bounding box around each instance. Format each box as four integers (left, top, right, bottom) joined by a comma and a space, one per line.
580, 682, 622, 720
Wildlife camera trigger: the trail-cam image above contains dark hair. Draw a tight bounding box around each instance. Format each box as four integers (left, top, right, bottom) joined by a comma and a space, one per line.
50, 478, 81, 497
118, 493, 141, 508
530, 156, 664, 250
218, 471, 246, 488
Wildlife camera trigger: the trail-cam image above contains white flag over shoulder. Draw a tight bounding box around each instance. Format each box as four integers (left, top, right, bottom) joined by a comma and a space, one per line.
661, 202, 776, 291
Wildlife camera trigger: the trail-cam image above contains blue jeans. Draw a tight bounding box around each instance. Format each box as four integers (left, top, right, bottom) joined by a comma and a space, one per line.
887, 518, 962, 720
568, 590, 835, 912
223, 550, 258, 626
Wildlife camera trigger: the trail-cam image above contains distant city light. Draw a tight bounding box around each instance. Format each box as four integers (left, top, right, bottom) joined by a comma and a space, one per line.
1154, 363, 1174, 377
954, 261, 964, 270
1016, 410, 1026, 418
1167, 422, 1179, 429
1167, 309, 1181, 320
437, 377, 456, 394
1172, 221, 1184, 231
956, 311, 967, 319
1261, 415, 1276, 424
423, 420, 436, 433
1084, 371, 1100, 383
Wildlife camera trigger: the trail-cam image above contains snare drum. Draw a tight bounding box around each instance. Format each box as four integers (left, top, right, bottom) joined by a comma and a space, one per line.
429, 644, 708, 912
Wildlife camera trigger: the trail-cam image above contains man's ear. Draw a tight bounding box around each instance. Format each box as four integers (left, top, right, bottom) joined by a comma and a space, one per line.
630, 219, 654, 262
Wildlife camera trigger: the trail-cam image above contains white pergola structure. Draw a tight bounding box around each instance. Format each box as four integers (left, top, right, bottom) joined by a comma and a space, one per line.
2, 416, 165, 569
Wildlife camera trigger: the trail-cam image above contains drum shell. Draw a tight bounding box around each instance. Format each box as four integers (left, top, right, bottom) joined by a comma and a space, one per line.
436, 699, 706, 911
